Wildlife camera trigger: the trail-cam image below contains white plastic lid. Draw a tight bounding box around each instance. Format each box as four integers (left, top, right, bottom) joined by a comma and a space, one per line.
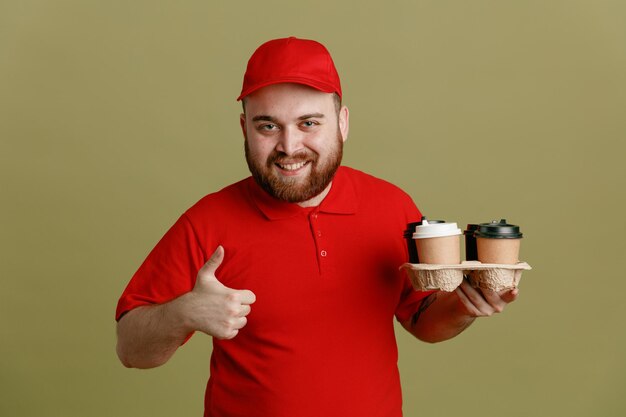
412, 219, 462, 239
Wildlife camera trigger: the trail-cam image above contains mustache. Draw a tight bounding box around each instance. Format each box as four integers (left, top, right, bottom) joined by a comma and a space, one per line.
268, 150, 318, 166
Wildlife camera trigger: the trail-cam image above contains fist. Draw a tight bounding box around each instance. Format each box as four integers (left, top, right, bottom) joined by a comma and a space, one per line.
184, 246, 256, 339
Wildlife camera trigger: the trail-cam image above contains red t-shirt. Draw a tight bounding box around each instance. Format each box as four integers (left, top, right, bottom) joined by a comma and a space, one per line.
116, 166, 431, 417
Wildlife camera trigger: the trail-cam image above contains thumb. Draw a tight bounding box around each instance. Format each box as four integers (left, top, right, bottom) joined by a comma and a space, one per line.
197, 245, 225, 280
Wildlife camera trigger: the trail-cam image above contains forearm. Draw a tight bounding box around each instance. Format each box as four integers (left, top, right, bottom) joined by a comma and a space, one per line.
116, 296, 192, 369
402, 280, 519, 342
402, 291, 475, 343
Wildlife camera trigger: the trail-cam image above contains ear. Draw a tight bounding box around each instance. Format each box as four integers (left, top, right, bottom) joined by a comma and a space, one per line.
338, 105, 349, 142
240, 113, 247, 138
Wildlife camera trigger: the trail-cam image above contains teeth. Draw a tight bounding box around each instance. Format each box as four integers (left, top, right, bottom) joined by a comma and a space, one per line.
278, 161, 307, 171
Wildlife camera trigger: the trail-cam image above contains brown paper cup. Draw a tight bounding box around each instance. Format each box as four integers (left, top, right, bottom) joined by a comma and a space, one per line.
415, 235, 461, 264
476, 237, 521, 264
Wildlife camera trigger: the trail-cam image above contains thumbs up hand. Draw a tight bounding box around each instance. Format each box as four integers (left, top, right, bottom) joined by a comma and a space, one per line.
181, 246, 256, 339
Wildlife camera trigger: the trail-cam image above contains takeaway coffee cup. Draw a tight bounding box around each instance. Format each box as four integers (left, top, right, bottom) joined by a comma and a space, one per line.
404, 218, 445, 263
475, 219, 523, 264
412, 219, 462, 264
464, 224, 480, 261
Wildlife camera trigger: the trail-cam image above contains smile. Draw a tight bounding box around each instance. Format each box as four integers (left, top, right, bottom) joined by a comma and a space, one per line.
276, 161, 310, 171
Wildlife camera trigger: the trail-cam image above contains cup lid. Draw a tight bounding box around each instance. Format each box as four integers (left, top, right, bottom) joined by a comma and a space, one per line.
404, 218, 445, 237
474, 219, 523, 239
463, 224, 480, 235
413, 219, 462, 239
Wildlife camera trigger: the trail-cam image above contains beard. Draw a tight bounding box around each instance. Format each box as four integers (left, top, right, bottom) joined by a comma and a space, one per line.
245, 131, 343, 203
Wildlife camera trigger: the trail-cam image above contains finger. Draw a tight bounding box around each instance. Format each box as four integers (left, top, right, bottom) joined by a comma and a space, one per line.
221, 328, 239, 340
454, 284, 481, 317
197, 245, 225, 279
234, 316, 248, 330
222, 317, 247, 339
480, 289, 508, 313
237, 289, 256, 305
213, 317, 248, 339
482, 288, 519, 312
457, 281, 495, 316
459, 281, 491, 310
238, 304, 252, 317
500, 288, 519, 304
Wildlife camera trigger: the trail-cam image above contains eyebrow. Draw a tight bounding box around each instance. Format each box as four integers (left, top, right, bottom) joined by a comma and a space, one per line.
298, 113, 325, 120
252, 115, 278, 123
251, 113, 325, 123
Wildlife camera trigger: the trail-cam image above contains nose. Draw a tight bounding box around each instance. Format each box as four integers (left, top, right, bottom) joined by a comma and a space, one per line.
275, 125, 305, 156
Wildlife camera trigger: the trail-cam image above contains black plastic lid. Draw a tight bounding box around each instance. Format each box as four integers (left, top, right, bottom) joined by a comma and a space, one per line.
474, 219, 523, 239
404, 217, 445, 237
463, 224, 480, 235
418, 216, 445, 225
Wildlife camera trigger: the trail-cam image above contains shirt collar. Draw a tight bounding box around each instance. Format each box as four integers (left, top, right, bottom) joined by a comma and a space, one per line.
247, 166, 358, 220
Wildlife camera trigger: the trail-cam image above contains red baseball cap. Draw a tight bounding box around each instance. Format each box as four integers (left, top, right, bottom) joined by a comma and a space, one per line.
237, 36, 342, 101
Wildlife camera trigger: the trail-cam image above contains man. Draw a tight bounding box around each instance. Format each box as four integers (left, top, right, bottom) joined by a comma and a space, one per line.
116, 37, 518, 417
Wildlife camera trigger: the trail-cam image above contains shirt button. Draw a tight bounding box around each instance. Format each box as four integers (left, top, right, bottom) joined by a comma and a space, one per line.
317, 231, 322, 237
320, 250, 327, 257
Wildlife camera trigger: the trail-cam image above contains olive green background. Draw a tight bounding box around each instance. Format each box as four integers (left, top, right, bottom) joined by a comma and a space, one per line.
1, 1, 625, 416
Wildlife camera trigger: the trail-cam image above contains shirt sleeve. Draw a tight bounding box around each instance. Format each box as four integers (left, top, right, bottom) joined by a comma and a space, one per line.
395, 280, 436, 323
115, 214, 206, 321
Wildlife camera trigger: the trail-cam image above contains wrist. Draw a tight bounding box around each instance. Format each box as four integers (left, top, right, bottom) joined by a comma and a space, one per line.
164, 293, 196, 338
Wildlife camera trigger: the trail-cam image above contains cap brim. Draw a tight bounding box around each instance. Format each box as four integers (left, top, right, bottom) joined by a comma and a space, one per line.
237, 77, 339, 101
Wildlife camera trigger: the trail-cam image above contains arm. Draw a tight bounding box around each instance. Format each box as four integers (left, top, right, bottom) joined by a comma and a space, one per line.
116, 246, 256, 369
116, 298, 192, 369
401, 280, 519, 343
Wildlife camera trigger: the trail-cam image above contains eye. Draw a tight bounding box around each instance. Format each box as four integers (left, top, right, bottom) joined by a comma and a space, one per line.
301, 120, 318, 128
258, 123, 278, 131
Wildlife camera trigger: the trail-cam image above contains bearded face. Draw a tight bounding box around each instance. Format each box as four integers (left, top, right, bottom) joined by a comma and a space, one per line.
240, 84, 348, 206
244, 128, 343, 203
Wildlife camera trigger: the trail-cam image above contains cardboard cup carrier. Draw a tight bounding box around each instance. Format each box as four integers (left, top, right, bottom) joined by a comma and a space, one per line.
402, 218, 531, 292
